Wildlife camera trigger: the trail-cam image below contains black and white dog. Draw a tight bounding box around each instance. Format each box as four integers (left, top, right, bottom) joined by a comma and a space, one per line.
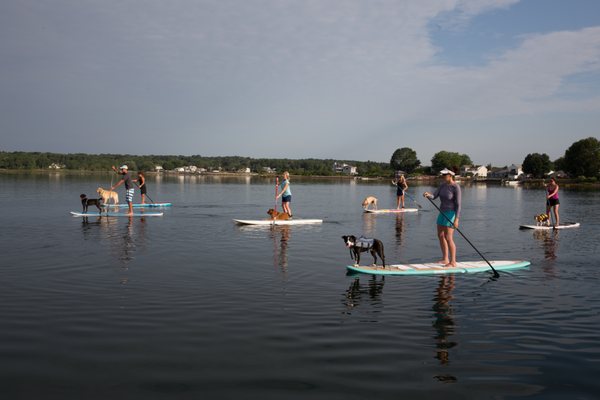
342, 235, 385, 267
80, 194, 104, 213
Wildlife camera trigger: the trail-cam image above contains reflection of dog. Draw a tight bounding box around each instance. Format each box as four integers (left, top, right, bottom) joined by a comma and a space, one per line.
362, 196, 378, 210
342, 235, 385, 267
535, 213, 550, 226
97, 187, 119, 205
267, 209, 290, 220
80, 194, 103, 213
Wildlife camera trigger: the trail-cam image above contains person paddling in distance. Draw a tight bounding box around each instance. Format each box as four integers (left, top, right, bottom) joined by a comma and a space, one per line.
111, 165, 134, 215
276, 171, 293, 218
546, 177, 560, 227
423, 168, 462, 267
133, 171, 147, 204
393, 174, 408, 209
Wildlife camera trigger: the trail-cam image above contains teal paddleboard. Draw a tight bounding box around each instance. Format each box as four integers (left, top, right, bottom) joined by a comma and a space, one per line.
346, 260, 530, 276
101, 203, 172, 208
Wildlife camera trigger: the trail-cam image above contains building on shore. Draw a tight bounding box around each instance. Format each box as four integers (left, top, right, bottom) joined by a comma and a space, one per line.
333, 162, 358, 175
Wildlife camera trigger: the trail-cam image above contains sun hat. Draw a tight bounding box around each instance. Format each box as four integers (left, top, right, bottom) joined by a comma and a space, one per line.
439, 168, 455, 176
120, 165, 128, 170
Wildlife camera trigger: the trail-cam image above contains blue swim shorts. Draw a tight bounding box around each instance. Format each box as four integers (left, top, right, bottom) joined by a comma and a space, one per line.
282, 195, 291, 203
436, 210, 456, 227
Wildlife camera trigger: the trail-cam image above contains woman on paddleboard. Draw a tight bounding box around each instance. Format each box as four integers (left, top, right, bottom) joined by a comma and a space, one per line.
134, 171, 147, 204
276, 171, 293, 218
393, 174, 408, 209
424, 168, 461, 268
546, 177, 560, 227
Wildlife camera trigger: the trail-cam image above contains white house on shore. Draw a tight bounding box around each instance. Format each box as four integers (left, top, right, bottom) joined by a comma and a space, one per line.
154, 165, 164, 172
460, 165, 488, 179
488, 164, 524, 180
48, 163, 66, 169
333, 162, 358, 175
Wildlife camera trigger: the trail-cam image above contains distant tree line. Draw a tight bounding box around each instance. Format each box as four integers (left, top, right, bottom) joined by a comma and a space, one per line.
387, 136, 599, 179
0, 152, 393, 177
521, 137, 600, 179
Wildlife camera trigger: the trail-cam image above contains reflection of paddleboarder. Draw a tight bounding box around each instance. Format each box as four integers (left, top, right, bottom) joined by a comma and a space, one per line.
546, 177, 560, 227
276, 171, 293, 218
432, 275, 456, 366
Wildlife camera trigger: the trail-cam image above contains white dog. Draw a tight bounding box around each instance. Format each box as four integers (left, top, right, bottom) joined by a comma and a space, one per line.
362, 196, 378, 210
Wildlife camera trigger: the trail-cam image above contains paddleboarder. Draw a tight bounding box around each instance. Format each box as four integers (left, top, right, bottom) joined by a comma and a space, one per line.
546, 177, 560, 227
393, 174, 408, 209
111, 165, 134, 215
134, 171, 147, 204
423, 168, 462, 268
276, 171, 293, 218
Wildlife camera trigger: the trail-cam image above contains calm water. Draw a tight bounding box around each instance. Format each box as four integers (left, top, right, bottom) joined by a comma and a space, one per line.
1, 173, 599, 399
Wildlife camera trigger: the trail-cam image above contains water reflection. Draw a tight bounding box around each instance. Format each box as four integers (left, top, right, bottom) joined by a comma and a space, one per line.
362, 212, 376, 237
432, 276, 457, 382
342, 276, 385, 313
395, 213, 405, 246
270, 226, 291, 274
533, 229, 559, 261
80, 216, 147, 269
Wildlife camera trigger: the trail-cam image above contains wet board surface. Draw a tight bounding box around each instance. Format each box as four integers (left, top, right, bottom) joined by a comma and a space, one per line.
101, 203, 172, 208
233, 219, 323, 226
346, 260, 531, 275
519, 222, 580, 230
363, 208, 419, 214
70, 211, 164, 217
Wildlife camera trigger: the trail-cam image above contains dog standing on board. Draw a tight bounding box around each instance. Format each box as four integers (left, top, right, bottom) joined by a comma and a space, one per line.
97, 187, 119, 205
342, 235, 385, 267
535, 213, 551, 226
80, 194, 103, 213
362, 196, 378, 211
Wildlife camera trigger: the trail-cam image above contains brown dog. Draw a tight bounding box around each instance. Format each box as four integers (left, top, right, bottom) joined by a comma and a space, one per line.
267, 208, 290, 220
535, 213, 550, 226
97, 187, 119, 205
362, 196, 378, 210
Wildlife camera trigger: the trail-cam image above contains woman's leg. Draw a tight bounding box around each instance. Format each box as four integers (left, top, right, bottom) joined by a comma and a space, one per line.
141, 193, 145, 204
401, 194, 405, 208
437, 225, 449, 264
396, 196, 400, 209
445, 227, 457, 267
553, 204, 560, 226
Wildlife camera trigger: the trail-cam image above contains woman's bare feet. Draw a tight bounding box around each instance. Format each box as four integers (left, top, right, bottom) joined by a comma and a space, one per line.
437, 260, 449, 265
444, 262, 457, 267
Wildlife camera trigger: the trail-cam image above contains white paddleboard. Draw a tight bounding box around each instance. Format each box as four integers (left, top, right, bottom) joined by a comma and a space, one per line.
519, 222, 580, 230
347, 260, 530, 276
364, 208, 419, 214
233, 219, 323, 226
70, 211, 163, 217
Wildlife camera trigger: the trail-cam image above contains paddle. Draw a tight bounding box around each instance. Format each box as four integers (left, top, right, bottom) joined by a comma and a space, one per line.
426, 197, 499, 278
404, 191, 423, 209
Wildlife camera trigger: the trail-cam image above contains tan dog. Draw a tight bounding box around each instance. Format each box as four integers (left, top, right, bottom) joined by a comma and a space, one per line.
362, 196, 378, 210
97, 187, 119, 205
267, 208, 290, 220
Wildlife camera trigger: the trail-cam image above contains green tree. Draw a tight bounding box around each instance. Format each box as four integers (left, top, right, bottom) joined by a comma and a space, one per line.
563, 137, 600, 177
522, 153, 553, 178
431, 151, 472, 174
390, 147, 420, 173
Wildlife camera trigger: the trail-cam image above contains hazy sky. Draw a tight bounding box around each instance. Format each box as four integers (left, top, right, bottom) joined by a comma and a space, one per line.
1, 0, 600, 165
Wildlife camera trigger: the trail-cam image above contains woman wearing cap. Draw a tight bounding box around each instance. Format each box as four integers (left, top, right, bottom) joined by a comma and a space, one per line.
423, 168, 461, 267
111, 165, 134, 215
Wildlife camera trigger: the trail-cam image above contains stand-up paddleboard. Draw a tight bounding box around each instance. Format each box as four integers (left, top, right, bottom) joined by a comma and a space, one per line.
233, 219, 322, 226
102, 203, 172, 208
519, 222, 580, 230
70, 211, 163, 217
346, 260, 530, 276
364, 208, 419, 214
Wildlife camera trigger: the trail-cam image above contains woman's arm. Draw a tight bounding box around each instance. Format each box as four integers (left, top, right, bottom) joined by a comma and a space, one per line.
276, 182, 289, 198
547, 185, 558, 198
454, 184, 462, 219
